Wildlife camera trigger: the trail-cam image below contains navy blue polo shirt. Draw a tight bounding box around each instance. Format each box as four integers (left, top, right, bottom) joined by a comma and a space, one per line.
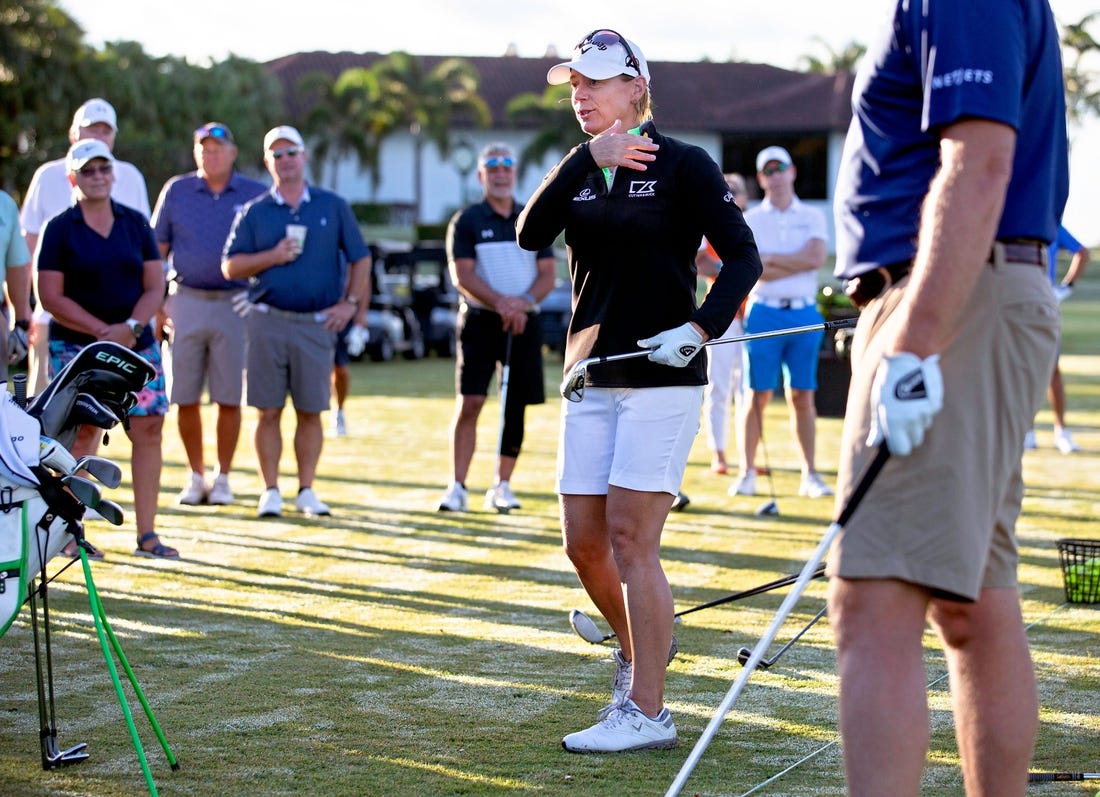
224, 185, 369, 312
834, 0, 1069, 278
37, 200, 160, 347
152, 170, 268, 289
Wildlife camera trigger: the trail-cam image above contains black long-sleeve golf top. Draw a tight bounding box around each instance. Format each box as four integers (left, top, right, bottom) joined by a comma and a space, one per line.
517, 121, 761, 388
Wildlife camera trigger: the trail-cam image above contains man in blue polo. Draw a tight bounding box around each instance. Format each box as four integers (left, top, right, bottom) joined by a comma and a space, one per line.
826, 0, 1067, 791
153, 122, 267, 507
222, 125, 371, 519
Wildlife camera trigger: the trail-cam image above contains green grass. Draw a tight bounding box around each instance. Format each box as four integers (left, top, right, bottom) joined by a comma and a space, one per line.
0, 277, 1097, 796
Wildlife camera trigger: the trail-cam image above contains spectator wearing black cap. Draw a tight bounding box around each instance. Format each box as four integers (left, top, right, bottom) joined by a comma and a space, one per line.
152, 122, 267, 507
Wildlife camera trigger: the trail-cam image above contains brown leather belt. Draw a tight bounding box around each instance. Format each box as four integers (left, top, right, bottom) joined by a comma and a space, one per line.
845, 239, 1047, 309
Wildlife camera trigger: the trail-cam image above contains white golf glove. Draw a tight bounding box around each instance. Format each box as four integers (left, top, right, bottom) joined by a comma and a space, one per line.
345, 324, 368, 358
1052, 283, 1073, 304
7, 325, 28, 364
231, 291, 253, 317
867, 352, 944, 456
637, 323, 704, 368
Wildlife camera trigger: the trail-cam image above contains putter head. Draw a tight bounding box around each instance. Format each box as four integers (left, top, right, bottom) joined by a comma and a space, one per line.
568, 609, 606, 644
754, 500, 779, 516
559, 362, 588, 403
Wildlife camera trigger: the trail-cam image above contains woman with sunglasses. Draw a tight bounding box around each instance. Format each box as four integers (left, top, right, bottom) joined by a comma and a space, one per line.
36, 139, 178, 560
517, 30, 761, 753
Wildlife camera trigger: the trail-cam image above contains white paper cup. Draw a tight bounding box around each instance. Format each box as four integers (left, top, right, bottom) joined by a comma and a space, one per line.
286, 224, 307, 256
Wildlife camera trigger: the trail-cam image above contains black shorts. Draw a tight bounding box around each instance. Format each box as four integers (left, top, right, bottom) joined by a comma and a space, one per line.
457, 308, 545, 405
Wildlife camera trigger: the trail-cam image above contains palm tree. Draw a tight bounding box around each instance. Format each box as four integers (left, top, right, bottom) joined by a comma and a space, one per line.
799, 36, 866, 74
298, 68, 381, 193
505, 84, 586, 179
369, 52, 491, 225
1061, 11, 1100, 124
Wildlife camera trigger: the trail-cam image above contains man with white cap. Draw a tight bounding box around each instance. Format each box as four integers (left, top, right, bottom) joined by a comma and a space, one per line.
732, 145, 832, 500
223, 125, 371, 519
20, 98, 150, 392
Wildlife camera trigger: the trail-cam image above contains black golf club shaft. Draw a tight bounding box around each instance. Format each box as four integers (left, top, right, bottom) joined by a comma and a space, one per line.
675, 564, 826, 619
738, 605, 828, 669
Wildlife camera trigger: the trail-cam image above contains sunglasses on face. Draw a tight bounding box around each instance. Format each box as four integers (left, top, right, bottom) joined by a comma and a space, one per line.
761, 163, 791, 176
77, 163, 113, 177
271, 146, 302, 160
482, 157, 515, 169
578, 29, 642, 76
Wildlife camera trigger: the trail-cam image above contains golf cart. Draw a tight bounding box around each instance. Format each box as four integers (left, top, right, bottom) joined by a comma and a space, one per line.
363, 243, 426, 362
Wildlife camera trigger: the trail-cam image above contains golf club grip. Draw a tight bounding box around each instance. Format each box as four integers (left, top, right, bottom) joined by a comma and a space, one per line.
674, 565, 826, 618
1028, 772, 1096, 782
836, 446, 889, 528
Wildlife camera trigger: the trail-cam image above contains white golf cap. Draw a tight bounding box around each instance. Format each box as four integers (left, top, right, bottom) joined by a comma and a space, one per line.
263, 125, 305, 152
72, 98, 118, 132
756, 146, 793, 172
66, 139, 115, 173
548, 30, 650, 85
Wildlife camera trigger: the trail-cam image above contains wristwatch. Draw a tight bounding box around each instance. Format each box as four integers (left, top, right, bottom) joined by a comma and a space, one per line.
125, 318, 145, 338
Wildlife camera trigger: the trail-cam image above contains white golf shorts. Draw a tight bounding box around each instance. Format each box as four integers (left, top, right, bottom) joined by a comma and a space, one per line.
557, 385, 703, 496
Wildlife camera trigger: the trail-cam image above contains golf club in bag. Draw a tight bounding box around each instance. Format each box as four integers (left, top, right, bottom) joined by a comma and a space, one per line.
561, 317, 858, 402
568, 564, 827, 645
666, 445, 890, 797
0, 342, 179, 796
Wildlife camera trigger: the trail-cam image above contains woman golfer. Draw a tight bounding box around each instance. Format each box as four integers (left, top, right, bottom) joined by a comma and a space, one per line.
517, 29, 761, 753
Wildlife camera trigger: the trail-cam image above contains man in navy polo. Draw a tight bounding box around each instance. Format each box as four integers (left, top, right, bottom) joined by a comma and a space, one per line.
827, 1, 1067, 791
223, 125, 371, 519
153, 122, 267, 507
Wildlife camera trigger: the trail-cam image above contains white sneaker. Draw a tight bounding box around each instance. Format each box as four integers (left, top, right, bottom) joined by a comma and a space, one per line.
562, 697, 679, 753
730, 470, 756, 496
207, 474, 234, 505
609, 649, 632, 707
670, 491, 690, 512
295, 488, 331, 516
438, 482, 468, 512
176, 471, 207, 505
1023, 430, 1038, 450
1054, 428, 1080, 454
799, 471, 834, 498
334, 410, 347, 437
257, 488, 282, 518
484, 480, 521, 511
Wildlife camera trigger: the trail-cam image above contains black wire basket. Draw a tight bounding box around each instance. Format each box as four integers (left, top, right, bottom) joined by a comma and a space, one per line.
1056, 539, 1100, 604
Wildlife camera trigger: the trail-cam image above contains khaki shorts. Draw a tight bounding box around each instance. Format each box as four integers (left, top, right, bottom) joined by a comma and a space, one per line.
245, 312, 335, 413
828, 259, 1059, 600
166, 288, 245, 406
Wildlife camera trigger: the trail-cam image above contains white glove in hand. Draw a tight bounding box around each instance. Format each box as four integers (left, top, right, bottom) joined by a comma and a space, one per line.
637, 322, 704, 368
867, 352, 944, 456
345, 324, 368, 358
7, 325, 28, 364
231, 291, 253, 318
1052, 283, 1072, 304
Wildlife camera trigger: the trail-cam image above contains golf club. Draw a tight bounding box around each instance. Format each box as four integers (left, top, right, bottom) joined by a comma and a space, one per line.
1027, 772, 1100, 782
61, 474, 102, 509
751, 397, 779, 516
488, 332, 513, 514
72, 455, 123, 489
94, 499, 125, 527
666, 445, 890, 797
561, 317, 858, 402
736, 604, 828, 669
568, 564, 827, 644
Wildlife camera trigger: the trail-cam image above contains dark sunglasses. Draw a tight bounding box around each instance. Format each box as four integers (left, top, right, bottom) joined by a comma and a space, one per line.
271, 146, 302, 160
761, 163, 791, 176
77, 163, 113, 177
482, 156, 515, 169
578, 29, 642, 76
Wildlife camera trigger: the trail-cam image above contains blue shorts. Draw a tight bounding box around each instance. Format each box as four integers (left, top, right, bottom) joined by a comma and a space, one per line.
48, 339, 169, 417
743, 303, 825, 391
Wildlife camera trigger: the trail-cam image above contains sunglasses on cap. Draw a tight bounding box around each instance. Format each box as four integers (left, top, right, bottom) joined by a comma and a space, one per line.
761, 162, 791, 176
271, 146, 302, 160
578, 29, 642, 76
482, 156, 515, 169
77, 163, 113, 177
195, 123, 232, 142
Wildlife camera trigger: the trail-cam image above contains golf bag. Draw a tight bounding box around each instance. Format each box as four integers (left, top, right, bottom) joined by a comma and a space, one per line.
0, 342, 177, 792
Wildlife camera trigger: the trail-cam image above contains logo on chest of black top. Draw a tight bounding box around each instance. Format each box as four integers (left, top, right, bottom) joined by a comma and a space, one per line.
480, 228, 495, 239
573, 188, 597, 202
628, 180, 656, 198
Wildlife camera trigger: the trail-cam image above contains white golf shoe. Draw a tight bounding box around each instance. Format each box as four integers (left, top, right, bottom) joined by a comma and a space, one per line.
729, 469, 757, 496
257, 487, 283, 518
1023, 429, 1038, 450
176, 471, 207, 505
438, 482, 468, 512
295, 488, 331, 516
562, 698, 678, 753
207, 474, 234, 505
1054, 428, 1080, 454
798, 471, 834, 498
484, 481, 521, 511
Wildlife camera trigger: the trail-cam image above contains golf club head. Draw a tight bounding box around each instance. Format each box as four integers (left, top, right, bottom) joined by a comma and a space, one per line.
73, 455, 123, 489
568, 609, 607, 644
70, 392, 121, 430
754, 500, 779, 516
95, 499, 125, 526
736, 646, 767, 669
560, 365, 587, 403
61, 474, 102, 508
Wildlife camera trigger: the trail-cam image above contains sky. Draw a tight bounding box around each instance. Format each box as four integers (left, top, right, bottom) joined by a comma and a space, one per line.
62, 0, 1100, 243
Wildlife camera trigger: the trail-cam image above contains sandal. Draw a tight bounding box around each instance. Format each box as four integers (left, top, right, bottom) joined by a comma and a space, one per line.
134, 532, 180, 560
63, 539, 106, 561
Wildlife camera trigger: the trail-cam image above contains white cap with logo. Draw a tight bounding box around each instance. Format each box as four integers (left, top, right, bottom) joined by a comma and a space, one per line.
548, 30, 650, 85
72, 98, 118, 132
263, 125, 306, 153
66, 139, 115, 173
756, 146, 793, 173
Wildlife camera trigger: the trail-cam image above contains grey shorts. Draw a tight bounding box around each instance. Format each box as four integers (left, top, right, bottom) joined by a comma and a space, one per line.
828, 259, 1059, 600
245, 311, 335, 413
166, 288, 245, 406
